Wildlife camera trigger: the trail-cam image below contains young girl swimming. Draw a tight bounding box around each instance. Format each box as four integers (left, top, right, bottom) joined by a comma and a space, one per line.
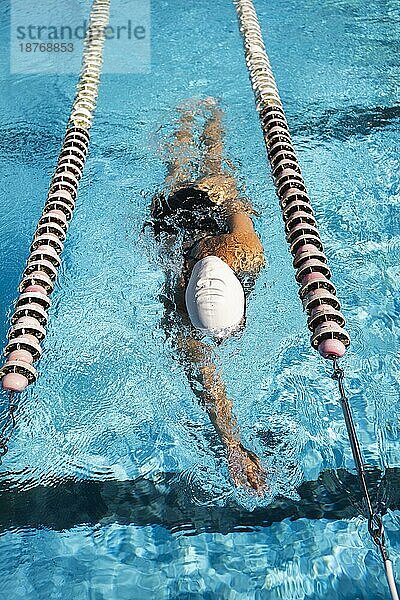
151, 99, 266, 493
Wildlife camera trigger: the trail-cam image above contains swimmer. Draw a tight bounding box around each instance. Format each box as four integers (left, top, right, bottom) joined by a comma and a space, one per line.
151, 99, 266, 493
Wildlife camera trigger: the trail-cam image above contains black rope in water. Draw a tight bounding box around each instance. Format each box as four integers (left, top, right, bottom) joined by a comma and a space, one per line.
0, 392, 16, 458
332, 359, 399, 600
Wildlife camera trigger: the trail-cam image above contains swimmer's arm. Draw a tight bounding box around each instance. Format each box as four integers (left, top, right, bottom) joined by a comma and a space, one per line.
179, 335, 266, 493
227, 211, 257, 235
181, 336, 237, 446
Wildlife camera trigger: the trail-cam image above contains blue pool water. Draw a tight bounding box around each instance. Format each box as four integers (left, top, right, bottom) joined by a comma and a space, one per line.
1, 0, 400, 597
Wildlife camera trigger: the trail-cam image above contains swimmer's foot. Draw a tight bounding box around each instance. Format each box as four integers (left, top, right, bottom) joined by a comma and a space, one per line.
227, 441, 268, 495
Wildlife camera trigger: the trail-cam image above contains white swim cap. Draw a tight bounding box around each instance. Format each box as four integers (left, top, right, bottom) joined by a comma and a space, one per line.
185, 255, 245, 336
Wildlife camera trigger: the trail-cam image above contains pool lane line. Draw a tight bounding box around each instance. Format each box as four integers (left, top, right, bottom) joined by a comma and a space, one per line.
0, 0, 111, 444
0, 466, 399, 534
233, 0, 399, 598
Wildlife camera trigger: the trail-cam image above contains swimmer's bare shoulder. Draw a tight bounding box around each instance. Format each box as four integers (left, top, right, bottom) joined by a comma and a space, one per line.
194, 212, 265, 276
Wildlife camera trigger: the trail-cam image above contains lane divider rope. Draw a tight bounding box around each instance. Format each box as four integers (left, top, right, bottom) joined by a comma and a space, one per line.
0, 0, 110, 399
233, 1, 399, 598
234, 0, 349, 360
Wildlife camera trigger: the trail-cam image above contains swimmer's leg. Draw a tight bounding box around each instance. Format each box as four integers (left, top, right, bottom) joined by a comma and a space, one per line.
151, 103, 201, 237
164, 103, 200, 193
199, 100, 224, 176
194, 102, 250, 212
178, 333, 267, 494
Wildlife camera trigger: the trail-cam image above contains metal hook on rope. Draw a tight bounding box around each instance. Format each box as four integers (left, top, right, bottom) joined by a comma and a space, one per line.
331, 359, 399, 600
